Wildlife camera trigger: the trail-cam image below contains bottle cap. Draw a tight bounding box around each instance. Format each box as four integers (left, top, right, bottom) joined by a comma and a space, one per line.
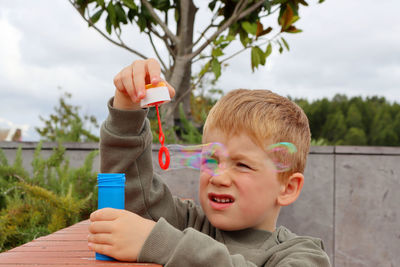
140, 82, 171, 108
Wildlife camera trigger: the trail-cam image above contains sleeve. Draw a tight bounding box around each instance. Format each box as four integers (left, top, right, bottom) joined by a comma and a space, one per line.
138, 218, 259, 267
267, 238, 331, 267
99, 98, 203, 230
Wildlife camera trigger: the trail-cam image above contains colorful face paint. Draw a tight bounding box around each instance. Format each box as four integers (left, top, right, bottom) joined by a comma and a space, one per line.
166, 142, 297, 175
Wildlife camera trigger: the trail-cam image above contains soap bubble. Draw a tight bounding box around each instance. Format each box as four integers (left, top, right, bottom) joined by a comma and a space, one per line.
166, 142, 297, 175
266, 142, 297, 172
167, 142, 227, 176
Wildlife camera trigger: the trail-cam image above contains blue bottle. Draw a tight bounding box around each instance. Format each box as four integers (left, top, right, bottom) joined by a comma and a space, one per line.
95, 173, 125, 261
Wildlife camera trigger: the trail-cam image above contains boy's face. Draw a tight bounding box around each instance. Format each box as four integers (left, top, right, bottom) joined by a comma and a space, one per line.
199, 128, 282, 232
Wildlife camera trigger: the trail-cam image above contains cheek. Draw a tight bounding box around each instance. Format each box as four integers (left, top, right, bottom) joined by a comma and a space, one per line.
199, 172, 210, 193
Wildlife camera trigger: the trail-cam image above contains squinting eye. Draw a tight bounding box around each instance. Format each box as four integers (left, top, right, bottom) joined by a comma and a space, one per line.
236, 162, 251, 170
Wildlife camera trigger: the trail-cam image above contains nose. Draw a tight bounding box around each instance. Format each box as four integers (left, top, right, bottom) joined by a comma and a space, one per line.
210, 170, 232, 187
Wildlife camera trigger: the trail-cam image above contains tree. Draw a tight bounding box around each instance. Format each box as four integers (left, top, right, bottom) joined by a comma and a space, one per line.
343, 127, 367, 146
370, 108, 398, 146
346, 103, 363, 129
68, 0, 324, 136
321, 109, 347, 144
35, 91, 99, 142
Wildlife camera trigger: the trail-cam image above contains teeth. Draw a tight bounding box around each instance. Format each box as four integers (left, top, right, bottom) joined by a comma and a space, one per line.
212, 197, 232, 203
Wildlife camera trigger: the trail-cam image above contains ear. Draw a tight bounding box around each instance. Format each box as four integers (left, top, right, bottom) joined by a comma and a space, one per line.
277, 172, 304, 206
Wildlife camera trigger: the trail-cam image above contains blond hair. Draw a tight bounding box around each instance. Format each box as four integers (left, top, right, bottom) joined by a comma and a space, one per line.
203, 89, 310, 183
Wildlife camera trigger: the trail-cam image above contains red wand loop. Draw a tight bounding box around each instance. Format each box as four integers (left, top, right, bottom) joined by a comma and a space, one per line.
155, 104, 170, 169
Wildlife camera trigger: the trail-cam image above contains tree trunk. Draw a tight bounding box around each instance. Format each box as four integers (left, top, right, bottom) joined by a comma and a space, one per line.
161, 0, 197, 139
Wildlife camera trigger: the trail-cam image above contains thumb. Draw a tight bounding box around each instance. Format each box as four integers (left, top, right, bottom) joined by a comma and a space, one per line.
90, 208, 126, 222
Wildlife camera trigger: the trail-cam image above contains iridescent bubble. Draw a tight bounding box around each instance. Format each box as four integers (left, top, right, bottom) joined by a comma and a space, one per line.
266, 142, 297, 172
167, 142, 227, 176
165, 142, 297, 175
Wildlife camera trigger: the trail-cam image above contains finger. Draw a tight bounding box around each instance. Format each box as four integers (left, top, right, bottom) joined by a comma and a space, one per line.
88, 233, 113, 245
90, 208, 124, 222
146, 58, 161, 85
88, 242, 113, 256
113, 72, 125, 93
132, 60, 146, 99
89, 221, 113, 234
121, 66, 137, 102
164, 81, 176, 98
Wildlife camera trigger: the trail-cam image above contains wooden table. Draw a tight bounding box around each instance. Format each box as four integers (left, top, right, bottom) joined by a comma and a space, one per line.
0, 220, 161, 267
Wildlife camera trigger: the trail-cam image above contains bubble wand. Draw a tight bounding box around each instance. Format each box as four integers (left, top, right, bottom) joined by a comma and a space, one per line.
140, 82, 171, 170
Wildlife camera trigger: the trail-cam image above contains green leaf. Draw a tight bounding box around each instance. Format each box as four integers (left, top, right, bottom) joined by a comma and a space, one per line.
137, 15, 147, 32
257, 46, 266, 65
277, 40, 283, 53
251, 46, 266, 71
199, 61, 211, 77
107, 2, 117, 27
96, 0, 105, 7
265, 43, 272, 57
212, 47, 224, 58
239, 30, 250, 47
251, 47, 260, 71
226, 35, 235, 42
150, 0, 170, 10
208, 0, 217, 11
264, 0, 272, 13
286, 25, 302, 33
115, 3, 128, 24
127, 8, 137, 22
281, 37, 290, 51
241, 21, 257, 35
298, 0, 309, 6
211, 59, 221, 79
90, 9, 103, 25
214, 35, 225, 46
122, 0, 137, 10
288, 2, 299, 17
272, 0, 289, 4
105, 15, 112, 34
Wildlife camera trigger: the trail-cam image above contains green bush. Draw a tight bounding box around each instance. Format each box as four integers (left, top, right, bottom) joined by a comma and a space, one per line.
0, 142, 98, 252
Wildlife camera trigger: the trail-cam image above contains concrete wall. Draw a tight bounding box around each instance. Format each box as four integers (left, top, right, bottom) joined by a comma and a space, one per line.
1, 142, 399, 266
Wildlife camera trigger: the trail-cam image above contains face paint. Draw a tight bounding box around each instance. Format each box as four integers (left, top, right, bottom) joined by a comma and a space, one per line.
166, 142, 297, 175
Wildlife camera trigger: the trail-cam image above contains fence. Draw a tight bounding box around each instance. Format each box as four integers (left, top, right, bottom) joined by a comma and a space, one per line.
1, 142, 399, 266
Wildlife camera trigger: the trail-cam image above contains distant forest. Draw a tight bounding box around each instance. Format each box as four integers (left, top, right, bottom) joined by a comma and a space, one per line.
293, 94, 400, 146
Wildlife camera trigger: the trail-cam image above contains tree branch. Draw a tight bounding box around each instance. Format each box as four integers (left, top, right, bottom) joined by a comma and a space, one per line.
220, 32, 282, 64
68, 0, 148, 59
148, 25, 177, 59
191, 20, 218, 50
237, 0, 269, 20
147, 32, 167, 74
188, 0, 265, 60
141, 0, 180, 45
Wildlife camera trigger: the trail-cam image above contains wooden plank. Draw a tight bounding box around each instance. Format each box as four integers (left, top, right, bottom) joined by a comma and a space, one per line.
0, 220, 162, 267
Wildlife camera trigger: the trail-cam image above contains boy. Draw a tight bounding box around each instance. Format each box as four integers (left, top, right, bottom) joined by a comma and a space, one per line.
88, 58, 331, 266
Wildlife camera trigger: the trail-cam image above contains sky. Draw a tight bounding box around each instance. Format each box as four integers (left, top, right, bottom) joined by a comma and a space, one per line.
0, 0, 399, 141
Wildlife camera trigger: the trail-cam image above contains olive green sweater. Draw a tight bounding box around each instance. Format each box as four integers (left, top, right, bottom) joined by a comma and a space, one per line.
100, 99, 331, 267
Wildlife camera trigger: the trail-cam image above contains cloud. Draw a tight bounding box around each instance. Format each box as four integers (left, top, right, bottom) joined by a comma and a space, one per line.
0, 0, 399, 141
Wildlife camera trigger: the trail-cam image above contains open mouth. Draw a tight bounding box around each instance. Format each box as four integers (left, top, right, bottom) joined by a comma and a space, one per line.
208, 193, 235, 204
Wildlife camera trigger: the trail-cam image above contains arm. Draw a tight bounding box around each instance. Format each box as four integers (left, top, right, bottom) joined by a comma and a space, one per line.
100, 58, 178, 220
266, 236, 331, 267
100, 100, 171, 219
139, 220, 330, 267
139, 218, 259, 267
